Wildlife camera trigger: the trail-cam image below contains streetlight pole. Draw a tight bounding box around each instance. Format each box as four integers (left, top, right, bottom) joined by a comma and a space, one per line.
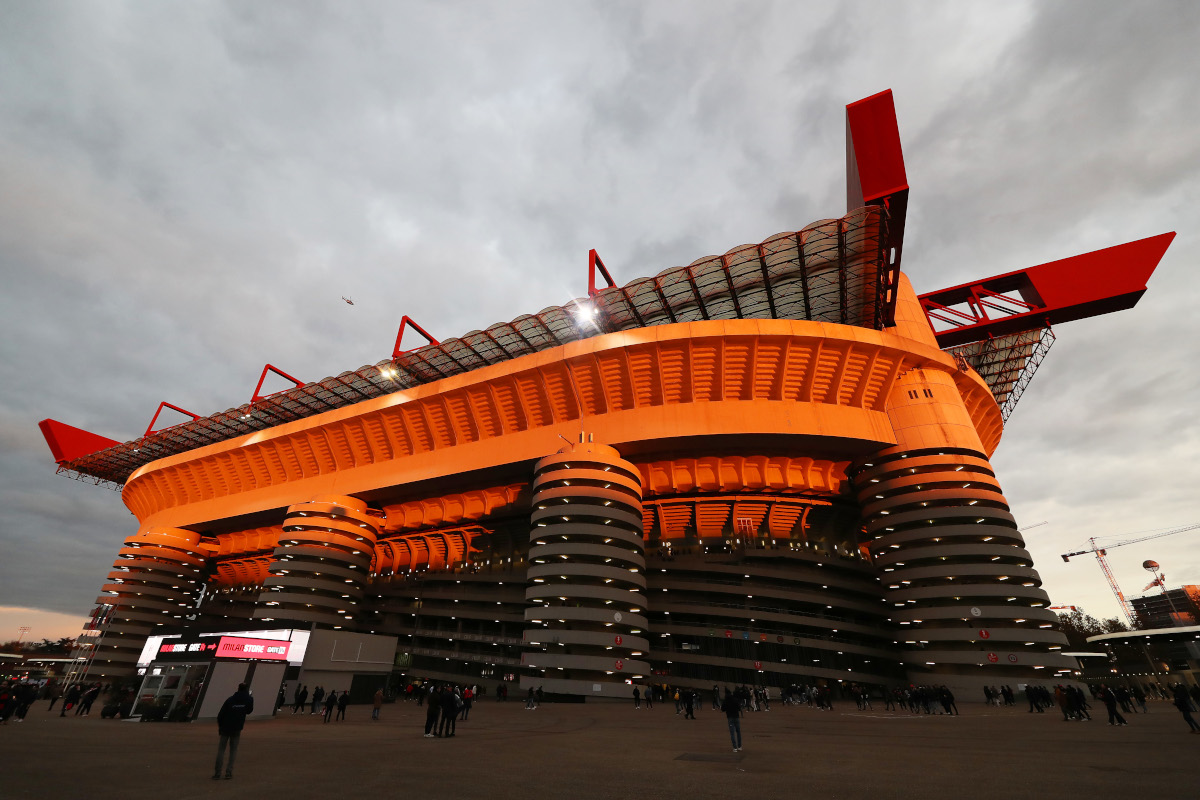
1143, 560, 1184, 625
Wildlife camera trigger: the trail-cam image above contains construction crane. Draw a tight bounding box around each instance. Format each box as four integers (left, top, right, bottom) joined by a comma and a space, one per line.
1019, 520, 1048, 532
1060, 523, 1200, 626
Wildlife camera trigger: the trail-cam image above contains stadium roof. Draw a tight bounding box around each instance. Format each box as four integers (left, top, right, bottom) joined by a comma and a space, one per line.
51, 206, 892, 488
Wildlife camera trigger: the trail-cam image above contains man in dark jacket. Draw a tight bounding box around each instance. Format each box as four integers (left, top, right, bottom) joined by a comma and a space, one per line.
214, 683, 254, 780
721, 688, 742, 752
437, 686, 459, 737
423, 686, 441, 737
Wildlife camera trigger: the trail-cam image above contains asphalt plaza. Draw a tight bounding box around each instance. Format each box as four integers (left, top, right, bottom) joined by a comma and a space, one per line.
2, 696, 1195, 799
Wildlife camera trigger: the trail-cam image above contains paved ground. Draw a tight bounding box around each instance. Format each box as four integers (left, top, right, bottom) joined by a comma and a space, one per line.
2, 697, 1196, 799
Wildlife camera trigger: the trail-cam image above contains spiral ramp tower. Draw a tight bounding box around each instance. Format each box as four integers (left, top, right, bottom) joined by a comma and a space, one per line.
254, 495, 381, 628
852, 369, 1074, 687
524, 437, 651, 697
92, 527, 206, 679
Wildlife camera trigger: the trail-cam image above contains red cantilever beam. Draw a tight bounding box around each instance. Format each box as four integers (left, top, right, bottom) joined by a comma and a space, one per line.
143, 401, 201, 438
919, 232, 1176, 348
38, 419, 120, 464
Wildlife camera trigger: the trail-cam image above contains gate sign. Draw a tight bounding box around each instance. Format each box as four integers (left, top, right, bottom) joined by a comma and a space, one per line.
759, 634, 768, 642
742, 632, 750, 640
1007, 654, 1018, 663
970, 607, 982, 617
615, 660, 624, 670
986, 652, 999, 663
754, 661, 762, 670
614, 635, 623, 646
216, 636, 290, 661
725, 630, 733, 639
978, 630, 990, 639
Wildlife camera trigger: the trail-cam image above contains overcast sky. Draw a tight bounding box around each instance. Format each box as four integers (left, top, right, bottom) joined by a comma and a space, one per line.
2, 1, 1197, 642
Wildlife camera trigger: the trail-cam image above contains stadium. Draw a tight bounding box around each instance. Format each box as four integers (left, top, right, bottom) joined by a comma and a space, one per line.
40, 90, 1174, 703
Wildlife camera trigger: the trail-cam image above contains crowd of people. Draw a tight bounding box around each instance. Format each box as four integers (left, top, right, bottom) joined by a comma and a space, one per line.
0, 679, 108, 723
413, 682, 478, 737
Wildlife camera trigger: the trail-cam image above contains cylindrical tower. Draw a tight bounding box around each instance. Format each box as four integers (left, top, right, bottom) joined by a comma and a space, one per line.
254, 495, 381, 627
852, 368, 1074, 690
523, 436, 651, 697
92, 527, 206, 679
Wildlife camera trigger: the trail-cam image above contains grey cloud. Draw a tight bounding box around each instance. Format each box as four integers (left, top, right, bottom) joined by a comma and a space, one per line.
1, 0, 1196, 623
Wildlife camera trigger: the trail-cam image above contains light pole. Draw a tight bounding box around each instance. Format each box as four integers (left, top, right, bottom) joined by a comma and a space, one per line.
1143, 560, 1184, 626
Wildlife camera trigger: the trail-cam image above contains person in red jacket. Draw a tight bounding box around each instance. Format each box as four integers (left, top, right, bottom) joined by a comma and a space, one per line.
213, 684, 254, 780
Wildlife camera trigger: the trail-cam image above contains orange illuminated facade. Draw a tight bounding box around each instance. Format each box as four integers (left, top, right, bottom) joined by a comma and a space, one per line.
43, 91, 1174, 699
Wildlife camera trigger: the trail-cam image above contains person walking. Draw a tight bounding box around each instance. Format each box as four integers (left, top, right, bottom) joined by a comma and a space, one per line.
213, 683, 254, 780
78, 684, 101, 716
323, 690, 337, 723
1098, 686, 1128, 726
461, 686, 473, 720
632, 686, 641, 709
1171, 684, 1200, 733
310, 686, 324, 715
721, 688, 742, 752
372, 688, 384, 721
60, 684, 81, 717
292, 685, 308, 715
47, 683, 63, 712
336, 690, 349, 721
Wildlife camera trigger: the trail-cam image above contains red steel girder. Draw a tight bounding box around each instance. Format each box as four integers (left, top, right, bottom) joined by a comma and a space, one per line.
391, 315, 440, 359
846, 89, 907, 327
919, 232, 1175, 347
143, 402, 201, 438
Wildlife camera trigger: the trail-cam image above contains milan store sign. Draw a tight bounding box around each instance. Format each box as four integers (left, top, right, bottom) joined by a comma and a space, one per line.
156, 636, 290, 663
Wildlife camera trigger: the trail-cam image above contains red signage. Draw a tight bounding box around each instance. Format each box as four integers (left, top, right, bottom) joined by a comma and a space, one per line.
216, 636, 290, 661
614, 635, 623, 646
158, 640, 217, 657
986, 652, 999, 663
724, 630, 732, 639
978, 630, 990, 639
759, 634, 767, 642
754, 661, 762, 671
614, 660, 624, 670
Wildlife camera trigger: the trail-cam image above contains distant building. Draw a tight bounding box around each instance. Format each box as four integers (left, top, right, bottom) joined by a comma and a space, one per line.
1132, 585, 1200, 629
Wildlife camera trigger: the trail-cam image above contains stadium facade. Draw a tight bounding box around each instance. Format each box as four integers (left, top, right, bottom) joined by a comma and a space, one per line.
40, 91, 1174, 700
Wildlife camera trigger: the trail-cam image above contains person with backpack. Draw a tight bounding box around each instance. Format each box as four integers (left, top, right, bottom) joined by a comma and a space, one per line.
213, 683, 254, 780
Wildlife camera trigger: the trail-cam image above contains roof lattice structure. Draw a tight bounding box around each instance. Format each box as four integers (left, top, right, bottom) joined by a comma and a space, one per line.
59, 207, 890, 488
